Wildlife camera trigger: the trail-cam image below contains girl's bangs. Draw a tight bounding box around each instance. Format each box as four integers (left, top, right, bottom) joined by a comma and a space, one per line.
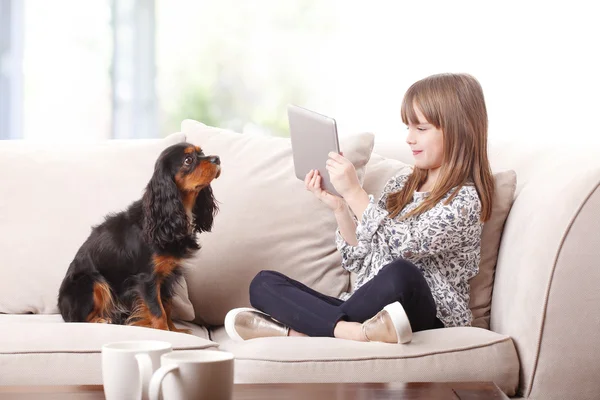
400, 89, 420, 126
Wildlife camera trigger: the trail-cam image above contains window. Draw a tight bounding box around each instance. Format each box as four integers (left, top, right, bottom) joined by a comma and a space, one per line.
1, 0, 337, 140
1, 1, 599, 143
155, 0, 336, 137
22, 0, 112, 140
0, 0, 23, 139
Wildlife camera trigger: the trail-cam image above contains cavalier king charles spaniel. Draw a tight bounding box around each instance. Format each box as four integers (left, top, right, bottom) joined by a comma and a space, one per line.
58, 142, 220, 332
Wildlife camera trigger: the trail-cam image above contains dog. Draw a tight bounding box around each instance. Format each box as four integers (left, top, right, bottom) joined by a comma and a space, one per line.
58, 142, 220, 332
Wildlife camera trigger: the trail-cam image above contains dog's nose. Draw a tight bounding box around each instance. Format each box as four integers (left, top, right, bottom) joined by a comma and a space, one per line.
209, 156, 220, 165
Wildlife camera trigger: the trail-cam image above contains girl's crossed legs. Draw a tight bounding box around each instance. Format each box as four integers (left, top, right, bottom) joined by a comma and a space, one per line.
248, 258, 443, 340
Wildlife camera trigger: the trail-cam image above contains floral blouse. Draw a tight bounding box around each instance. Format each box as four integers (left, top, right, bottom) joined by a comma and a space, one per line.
336, 173, 483, 327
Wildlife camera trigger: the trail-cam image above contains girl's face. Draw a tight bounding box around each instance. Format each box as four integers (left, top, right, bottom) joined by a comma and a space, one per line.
405, 105, 444, 172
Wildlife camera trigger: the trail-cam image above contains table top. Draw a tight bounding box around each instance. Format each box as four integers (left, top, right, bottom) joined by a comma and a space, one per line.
0, 382, 509, 399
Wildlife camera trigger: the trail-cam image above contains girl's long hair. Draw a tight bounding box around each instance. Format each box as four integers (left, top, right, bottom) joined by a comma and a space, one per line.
387, 73, 494, 222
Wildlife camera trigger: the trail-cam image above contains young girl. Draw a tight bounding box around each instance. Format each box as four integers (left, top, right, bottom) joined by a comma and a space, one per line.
225, 73, 494, 343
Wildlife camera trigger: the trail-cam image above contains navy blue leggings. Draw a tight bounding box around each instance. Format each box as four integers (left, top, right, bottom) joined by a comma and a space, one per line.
249, 258, 444, 337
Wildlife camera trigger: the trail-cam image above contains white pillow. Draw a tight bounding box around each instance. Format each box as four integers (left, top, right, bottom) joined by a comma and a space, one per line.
180, 120, 375, 326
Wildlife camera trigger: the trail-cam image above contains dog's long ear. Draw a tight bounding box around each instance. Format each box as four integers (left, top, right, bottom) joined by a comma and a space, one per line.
142, 164, 188, 249
192, 185, 218, 234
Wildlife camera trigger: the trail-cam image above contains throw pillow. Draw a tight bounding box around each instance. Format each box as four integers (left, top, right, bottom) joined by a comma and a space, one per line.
181, 120, 375, 326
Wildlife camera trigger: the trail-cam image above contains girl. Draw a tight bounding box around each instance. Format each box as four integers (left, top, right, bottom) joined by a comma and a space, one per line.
225, 73, 494, 343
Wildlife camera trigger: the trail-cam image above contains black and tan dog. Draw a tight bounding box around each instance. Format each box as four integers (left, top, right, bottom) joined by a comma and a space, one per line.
58, 143, 220, 332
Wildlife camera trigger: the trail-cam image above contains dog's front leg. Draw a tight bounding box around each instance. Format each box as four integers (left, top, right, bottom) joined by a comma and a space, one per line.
128, 255, 192, 333
141, 254, 181, 331
126, 276, 169, 331
148, 279, 170, 331
164, 300, 192, 334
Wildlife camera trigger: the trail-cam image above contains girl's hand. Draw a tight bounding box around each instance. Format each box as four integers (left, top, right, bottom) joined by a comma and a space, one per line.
326, 152, 361, 199
304, 169, 345, 212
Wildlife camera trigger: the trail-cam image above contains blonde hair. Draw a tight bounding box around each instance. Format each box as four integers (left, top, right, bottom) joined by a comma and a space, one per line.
387, 73, 494, 222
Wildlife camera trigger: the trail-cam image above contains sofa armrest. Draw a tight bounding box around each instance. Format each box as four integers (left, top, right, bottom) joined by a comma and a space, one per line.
491, 167, 600, 400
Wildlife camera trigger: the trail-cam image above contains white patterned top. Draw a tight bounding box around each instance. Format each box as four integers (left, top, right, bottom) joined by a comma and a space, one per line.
336, 173, 483, 327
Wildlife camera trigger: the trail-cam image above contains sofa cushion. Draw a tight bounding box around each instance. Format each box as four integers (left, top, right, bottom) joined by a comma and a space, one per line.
362, 153, 517, 329
210, 325, 519, 396
0, 315, 216, 385
0, 133, 195, 321
468, 169, 517, 328
180, 120, 374, 326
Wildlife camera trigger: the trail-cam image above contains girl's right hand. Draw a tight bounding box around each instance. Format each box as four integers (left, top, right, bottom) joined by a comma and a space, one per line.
304, 170, 345, 212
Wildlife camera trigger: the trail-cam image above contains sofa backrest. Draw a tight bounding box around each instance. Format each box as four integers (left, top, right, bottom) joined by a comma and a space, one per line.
373, 135, 600, 400
0, 133, 196, 321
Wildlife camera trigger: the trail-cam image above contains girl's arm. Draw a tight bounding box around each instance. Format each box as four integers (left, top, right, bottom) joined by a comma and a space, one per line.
344, 188, 371, 223
335, 175, 409, 274
334, 203, 357, 246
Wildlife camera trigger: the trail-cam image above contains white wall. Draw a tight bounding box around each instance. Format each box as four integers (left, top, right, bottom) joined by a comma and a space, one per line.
324, 1, 600, 145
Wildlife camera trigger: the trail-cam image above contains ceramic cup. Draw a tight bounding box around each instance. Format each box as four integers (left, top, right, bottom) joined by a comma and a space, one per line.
102, 340, 172, 400
148, 350, 234, 400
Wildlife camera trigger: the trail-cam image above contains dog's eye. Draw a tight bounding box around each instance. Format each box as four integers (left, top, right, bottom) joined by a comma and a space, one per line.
184, 156, 193, 166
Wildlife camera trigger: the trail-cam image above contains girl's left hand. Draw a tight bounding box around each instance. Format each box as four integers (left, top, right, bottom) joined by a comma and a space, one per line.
326, 152, 361, 199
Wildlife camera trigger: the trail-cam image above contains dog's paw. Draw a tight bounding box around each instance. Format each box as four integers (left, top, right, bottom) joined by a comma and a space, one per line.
89, 317, 112, 324
170, 327, 193, 334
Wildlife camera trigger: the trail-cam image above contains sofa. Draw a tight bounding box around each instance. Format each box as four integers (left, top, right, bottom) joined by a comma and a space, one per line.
1, 120, 599, 400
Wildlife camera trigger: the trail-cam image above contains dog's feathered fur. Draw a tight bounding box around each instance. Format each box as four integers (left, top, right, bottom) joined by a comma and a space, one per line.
58, 143, 220, 331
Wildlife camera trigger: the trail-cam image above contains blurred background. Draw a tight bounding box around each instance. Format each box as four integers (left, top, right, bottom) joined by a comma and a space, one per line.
0, 0, 598, 143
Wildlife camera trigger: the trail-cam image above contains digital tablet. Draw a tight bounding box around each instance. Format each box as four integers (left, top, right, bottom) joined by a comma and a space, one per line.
287, 104, 341, 196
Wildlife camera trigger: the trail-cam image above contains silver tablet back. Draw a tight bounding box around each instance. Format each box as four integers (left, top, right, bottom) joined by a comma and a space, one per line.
287, 104, 341, 196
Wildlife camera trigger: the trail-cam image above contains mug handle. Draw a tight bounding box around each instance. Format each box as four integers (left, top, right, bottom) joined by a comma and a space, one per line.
135, 353, 154, 400
148, 364, 179, 400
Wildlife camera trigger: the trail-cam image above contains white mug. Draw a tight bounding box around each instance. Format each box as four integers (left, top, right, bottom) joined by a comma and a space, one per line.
102, 340, 172, 400
149, 350, 234, 400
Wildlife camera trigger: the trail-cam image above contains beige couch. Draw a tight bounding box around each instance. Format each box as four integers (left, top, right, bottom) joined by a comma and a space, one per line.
1, 121, 599, 400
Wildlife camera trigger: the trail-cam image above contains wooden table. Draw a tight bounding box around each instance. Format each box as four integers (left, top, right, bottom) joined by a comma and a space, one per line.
0, 382, 509, 399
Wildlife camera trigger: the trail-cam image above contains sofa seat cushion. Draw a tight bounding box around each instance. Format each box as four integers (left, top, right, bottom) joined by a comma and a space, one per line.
210, 326, 519, 396
0, 315, 217, 385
